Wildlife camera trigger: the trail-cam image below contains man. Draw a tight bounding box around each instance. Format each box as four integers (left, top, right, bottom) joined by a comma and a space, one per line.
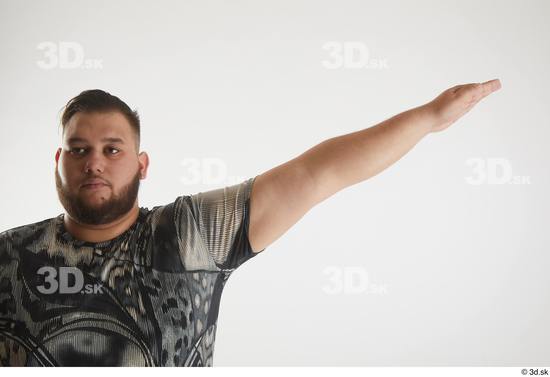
0, 79, 502, 366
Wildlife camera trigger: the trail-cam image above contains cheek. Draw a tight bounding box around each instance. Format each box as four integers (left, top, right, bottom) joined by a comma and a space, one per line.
58, 160, 81, 187
56, 163, 69, 182
118, 161, 139, 178
110, 165, 136, 187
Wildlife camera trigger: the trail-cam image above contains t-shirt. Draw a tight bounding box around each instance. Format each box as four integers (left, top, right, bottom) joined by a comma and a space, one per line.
0, 176, 264, 366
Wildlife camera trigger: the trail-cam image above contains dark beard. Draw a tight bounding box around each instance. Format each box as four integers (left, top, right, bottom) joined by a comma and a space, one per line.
55, 169, 141, 225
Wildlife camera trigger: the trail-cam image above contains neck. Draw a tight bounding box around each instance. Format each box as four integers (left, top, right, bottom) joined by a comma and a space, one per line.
63, 204, 140, 243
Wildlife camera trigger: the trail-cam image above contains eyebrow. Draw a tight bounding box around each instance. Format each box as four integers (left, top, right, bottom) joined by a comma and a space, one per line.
67, 137, 125, 144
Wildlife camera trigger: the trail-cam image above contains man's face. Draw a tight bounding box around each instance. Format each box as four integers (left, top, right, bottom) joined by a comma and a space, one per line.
55, 111, 149, 225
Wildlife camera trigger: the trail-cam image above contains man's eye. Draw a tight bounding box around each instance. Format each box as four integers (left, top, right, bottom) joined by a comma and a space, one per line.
69, 148, 86, 155
67, 147, 119, 155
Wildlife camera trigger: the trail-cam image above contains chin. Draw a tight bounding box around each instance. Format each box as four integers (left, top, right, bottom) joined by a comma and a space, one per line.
81, 192, 111, 203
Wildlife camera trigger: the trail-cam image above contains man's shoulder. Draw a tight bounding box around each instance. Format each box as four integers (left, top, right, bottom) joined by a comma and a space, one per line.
0, 216, 58, 249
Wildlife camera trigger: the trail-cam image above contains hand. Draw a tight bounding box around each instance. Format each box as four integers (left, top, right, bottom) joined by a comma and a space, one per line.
426, 79, 502, 133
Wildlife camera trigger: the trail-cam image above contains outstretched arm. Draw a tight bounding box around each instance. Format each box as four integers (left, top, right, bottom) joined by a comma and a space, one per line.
248, 79, 502, 253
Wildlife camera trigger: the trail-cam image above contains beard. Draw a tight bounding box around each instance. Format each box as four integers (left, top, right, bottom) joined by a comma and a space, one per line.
55, 169, 141, 225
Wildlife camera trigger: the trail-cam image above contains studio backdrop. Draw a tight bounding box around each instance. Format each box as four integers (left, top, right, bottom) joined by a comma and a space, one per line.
0, 0, 548, 366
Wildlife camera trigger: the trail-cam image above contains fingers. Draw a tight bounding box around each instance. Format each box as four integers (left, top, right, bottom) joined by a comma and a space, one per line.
457, 79, 501, 101
480, 78, 502, 96
475, 79, 501, 99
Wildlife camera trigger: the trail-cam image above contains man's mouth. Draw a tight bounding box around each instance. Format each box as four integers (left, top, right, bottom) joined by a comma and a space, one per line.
81, 183, 108, 190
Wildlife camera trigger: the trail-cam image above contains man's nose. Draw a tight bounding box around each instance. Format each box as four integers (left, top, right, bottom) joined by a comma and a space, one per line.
83, 151, 105, 173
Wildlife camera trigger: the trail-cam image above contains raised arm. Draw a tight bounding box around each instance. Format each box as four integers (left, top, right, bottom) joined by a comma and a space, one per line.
248, 79, 502, 253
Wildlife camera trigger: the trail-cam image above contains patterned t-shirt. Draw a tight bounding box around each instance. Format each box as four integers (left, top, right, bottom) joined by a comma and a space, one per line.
0, 176, 264, 366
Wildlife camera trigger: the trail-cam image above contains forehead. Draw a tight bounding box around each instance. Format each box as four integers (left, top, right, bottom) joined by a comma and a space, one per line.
63, 111, 133, 143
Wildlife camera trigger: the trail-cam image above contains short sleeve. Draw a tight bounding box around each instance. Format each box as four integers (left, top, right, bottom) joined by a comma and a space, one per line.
183, 176, 265, 270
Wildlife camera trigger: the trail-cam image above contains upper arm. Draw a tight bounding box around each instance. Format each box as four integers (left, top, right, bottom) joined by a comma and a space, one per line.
248, 158, 326, 253
181, 178, 260, 270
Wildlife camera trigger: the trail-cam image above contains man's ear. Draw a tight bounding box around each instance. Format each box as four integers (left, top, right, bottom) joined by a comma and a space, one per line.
55, 148, 62, 165
138, 151, 150, 179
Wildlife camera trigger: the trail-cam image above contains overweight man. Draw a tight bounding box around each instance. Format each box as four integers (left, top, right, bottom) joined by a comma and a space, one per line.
0, 79, 501, 366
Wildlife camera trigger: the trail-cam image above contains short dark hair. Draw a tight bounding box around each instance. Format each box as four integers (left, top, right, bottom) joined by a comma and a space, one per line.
60, 89, 140, 149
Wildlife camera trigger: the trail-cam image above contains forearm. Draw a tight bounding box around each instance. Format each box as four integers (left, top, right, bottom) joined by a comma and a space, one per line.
297, 104, 438, 203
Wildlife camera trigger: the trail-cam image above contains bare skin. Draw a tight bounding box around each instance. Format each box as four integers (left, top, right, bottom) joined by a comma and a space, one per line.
55, 111, 149, 243
54, 79, 502, 250
248, 79, 502, 252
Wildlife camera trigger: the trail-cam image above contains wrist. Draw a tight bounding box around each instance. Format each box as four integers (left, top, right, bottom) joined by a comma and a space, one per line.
413, 103, 439, 135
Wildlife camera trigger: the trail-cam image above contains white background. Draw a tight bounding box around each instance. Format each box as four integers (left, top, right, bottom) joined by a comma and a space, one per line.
0, 0, 548, 366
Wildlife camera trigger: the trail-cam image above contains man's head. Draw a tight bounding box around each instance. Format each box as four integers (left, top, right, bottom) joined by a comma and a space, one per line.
55, 90, 149, 225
